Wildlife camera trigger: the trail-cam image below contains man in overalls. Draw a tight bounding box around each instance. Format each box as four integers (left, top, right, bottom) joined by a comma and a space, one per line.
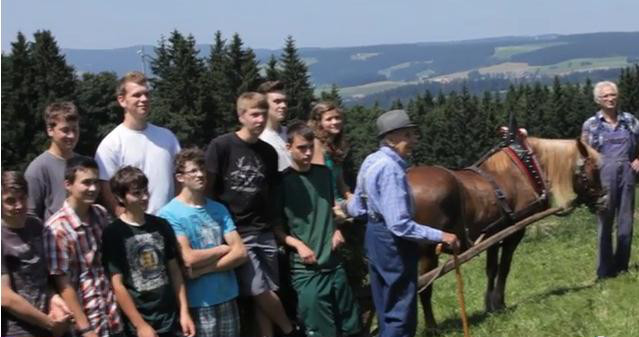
581, 81, 638, 279
344, 109, 459, 337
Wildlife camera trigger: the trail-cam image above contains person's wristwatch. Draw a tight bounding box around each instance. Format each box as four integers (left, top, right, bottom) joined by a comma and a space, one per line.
76, 326, 93, 335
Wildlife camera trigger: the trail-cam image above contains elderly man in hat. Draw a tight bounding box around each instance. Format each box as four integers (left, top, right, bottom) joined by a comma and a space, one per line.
343, 109, 459, 337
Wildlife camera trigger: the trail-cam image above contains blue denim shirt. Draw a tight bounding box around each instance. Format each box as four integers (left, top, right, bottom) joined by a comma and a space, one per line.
582, 110, 639, 153
347, 146, 443, 242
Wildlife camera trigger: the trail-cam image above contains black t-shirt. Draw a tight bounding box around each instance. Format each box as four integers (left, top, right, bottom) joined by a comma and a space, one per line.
101, 214, 179, 335
205, 132, 279, 235
1, 217, 51, 337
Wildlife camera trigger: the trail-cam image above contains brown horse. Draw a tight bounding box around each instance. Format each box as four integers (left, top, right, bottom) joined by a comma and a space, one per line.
407, 136, 606, 329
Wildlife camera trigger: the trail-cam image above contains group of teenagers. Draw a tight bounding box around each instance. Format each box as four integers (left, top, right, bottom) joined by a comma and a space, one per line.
2, 70, 633, 337
1, 70, 460, 337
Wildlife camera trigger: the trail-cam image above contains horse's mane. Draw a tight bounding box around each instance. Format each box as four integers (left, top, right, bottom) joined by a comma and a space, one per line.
526, 137, 601, 207
482, 137, 600, 208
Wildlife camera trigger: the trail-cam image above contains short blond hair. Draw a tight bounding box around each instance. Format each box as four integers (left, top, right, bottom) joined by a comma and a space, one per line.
236, 92, 268, 116
117, 71, 148, 97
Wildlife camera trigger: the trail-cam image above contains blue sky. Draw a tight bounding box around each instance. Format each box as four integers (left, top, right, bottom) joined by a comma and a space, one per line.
2, 0, 639, 51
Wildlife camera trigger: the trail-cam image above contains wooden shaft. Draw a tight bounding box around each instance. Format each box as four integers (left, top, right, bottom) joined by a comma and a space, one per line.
453, 250, 470, 337
418, 207, 562, 290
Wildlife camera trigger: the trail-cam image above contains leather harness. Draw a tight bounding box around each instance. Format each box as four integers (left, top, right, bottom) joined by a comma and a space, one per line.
463, 139, 549, 245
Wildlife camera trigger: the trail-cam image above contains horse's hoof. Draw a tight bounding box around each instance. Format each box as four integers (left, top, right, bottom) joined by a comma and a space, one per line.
485, 294, 505, 313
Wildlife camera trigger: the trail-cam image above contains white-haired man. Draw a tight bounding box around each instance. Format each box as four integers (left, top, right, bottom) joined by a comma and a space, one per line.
581, 80, 638, 280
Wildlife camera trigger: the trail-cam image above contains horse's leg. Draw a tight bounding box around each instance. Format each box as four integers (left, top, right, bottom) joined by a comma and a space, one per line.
493, 229, 525, 311
418, 245, 439, 331
484, 244, 499, 312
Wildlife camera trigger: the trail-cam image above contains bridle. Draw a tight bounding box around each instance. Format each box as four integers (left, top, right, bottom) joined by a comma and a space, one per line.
572, 155, 606, 212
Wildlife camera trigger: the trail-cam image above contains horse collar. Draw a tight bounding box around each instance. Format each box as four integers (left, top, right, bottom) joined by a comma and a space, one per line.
502, 142, 548, 197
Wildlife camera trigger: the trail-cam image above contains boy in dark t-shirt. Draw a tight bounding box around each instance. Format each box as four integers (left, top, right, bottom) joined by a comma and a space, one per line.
1, 171, 72, 337
205, 92, 301, 337
102, 166, 195, 337
275, 122, 361, 337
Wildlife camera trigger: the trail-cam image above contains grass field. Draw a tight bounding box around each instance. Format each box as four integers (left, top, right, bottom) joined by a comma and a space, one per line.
416, 206, 639, 337
538, 57, 631, 76
492, 42, 566, 61
336, 56, 632, 99
337, 80, 409, 98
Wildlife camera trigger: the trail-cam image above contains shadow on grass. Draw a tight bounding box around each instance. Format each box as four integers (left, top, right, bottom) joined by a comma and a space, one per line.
426, 283, 596, 336
525, 283, 595, 302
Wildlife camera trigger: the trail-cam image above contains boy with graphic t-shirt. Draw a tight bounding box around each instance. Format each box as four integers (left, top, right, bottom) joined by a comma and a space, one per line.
274, 122, 361, 337
159, 148, 247, 337
205, 93, 301, 337
2, 171, 72, 337
101, 166, 195, 337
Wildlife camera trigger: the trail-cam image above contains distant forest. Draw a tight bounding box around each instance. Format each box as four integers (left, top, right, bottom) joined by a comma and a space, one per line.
3, 30, 639, 179
350, 68, 626, 107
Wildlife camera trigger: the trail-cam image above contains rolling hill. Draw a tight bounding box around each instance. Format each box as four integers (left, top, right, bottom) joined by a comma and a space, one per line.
62, 31, 639, 103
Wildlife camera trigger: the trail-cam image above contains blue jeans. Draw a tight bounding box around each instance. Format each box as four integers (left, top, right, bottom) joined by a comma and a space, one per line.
365, 221, 419, 337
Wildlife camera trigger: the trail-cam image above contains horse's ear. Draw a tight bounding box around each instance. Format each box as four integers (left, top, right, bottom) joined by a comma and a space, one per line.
576, 137, 589, 158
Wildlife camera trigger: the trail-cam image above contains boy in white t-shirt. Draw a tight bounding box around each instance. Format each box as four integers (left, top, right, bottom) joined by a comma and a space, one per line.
95, 71, 180, 215
258, 80, 292, 172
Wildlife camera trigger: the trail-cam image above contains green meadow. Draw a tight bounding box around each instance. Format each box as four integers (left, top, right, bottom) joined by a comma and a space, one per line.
415, 205, 639, 337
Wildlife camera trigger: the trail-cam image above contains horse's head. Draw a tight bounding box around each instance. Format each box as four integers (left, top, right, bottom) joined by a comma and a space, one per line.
572, 138, 607, 212
526, 137, 607, 213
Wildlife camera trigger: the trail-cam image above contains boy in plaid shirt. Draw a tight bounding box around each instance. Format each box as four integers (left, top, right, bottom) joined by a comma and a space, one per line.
44, 156, 123, 337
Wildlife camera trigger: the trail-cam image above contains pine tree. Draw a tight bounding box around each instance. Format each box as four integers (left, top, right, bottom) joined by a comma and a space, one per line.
205, 31, 236, 135
226, 33, 245, 97
280, 36, 314, 120
319, 84, 343, 107
344, 105, 380, 167
238, 47, 262, 93
524, 82, 549, 136
562, 83, 586, 138
542, 77, 564, 138
30, 30, 77, 157
1, 31, 76, 169
75, 72, 120, 156
1, 32, 34, 169
619, 65, 639, 114
150, 30, 207, 147
265, 54, 281, 81
462, 85, 493, 162
226, 33, 262, 97
389, 99, 404, 110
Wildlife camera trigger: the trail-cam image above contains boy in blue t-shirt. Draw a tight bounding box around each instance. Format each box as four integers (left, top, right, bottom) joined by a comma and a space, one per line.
158, 148, 247, 337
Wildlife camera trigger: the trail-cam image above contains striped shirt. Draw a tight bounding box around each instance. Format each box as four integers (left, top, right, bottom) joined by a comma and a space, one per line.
581, 110, 639, 152
347, 146, 443, 242
44, 202, 122, 337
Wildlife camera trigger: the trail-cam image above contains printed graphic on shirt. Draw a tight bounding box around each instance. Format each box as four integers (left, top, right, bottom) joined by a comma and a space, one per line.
227, 156, 265, 193
183, 213, 222, 247
125, 232, 168, 292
